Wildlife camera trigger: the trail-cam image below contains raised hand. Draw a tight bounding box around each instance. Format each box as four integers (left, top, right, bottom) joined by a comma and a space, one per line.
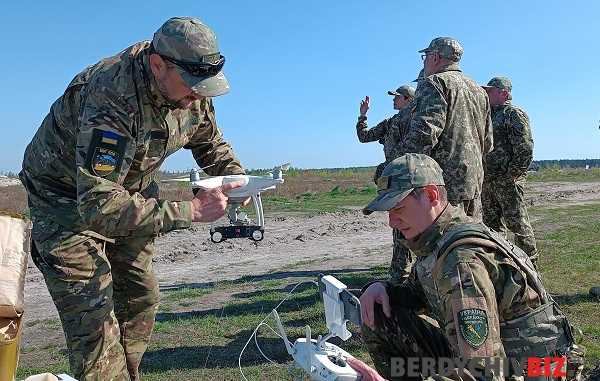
360, 96, 370, 117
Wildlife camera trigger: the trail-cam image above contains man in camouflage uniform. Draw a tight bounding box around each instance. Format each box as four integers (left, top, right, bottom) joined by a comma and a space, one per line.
356, 85, 416, 282
398, 37, 493, 221
386, 37, 493, 285
351, 154, 584, 381
356, 84, 416, 181
481, 77, 538, 263
19, 17, 244, 380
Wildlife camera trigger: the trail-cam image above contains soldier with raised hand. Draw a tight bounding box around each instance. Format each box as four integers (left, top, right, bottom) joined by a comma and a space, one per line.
356, 84, 416, 182
481, 77, 538, 263
19, 17, 245, 380
398, 37, 493, 220
357, 85, 417, 283
353, 154, 584, 381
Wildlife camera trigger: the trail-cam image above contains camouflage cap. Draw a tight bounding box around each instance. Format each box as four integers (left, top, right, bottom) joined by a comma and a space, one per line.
482, 76, 512, 92
152, 17, 229, 97
388, 85, 415, 98
363, 154, 445, 215
419, 37, 463, 62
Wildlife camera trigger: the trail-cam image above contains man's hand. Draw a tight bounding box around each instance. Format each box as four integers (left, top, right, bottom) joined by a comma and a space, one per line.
359, 96, 370, 117
190, 181, 244, 223
347, 357, 387, 381
229, 196, 252, 207
359, 282, 392, 329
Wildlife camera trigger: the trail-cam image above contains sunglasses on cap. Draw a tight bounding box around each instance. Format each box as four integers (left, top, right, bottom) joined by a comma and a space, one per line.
160, 53, 225, 78
376, 175, 392, 192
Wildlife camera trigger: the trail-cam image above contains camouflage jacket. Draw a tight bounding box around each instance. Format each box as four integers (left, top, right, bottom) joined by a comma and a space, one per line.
388, 205, 546, 362
20, 41, 243, 238
399, 63, 493, 201
484, 102, 533, 179
356, 102, 414, 161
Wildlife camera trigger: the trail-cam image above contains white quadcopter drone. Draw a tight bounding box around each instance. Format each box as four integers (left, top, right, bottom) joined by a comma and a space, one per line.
163, 163, 289, 243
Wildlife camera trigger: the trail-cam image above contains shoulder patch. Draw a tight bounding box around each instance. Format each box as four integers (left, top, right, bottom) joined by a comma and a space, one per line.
86, 129, 127, 178
458, 308, 489, 348
451, 295, 496, 357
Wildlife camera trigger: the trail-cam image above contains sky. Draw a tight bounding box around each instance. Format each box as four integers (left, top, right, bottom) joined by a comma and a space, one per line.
1, 1, 599, 172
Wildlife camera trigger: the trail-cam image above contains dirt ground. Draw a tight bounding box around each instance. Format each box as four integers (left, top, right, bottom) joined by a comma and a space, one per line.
16, 180, 600, 350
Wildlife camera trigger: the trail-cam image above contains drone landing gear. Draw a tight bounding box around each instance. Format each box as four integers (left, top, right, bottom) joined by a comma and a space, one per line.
210, 225, 264, 243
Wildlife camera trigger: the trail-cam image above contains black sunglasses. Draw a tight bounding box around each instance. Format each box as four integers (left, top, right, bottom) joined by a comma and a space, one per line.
161, 53, 225, 78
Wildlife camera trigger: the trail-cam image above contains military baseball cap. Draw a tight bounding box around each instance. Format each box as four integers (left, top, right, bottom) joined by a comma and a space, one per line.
482, 76, 512, 92
419, 37, 463, 62
363, 154, 445, 215
388, 85, 416, 98
152, 17, 229, 97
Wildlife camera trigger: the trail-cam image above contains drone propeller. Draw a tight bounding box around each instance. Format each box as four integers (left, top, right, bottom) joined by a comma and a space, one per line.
161, 177, 190, 183
275, 163, 291, 171
268, 162, 291, 180
161, 163, 219, 183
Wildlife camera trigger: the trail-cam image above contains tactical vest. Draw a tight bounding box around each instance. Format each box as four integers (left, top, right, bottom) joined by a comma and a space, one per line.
433, 224, 575, 361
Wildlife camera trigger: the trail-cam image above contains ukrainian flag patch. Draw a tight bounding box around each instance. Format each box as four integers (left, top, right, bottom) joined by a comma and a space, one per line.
86, 129, 127, 178
101, 131, 120, 145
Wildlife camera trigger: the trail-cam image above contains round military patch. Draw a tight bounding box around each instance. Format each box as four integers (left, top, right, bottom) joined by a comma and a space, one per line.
91, 147, 118, 177
458, 308, 488, 348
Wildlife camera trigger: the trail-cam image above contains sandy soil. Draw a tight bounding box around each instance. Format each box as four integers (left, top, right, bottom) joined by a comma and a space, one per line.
17, 180, 600, 348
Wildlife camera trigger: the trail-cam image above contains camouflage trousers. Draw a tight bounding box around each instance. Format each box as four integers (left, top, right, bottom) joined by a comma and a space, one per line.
451, 197, 483, 222
30, 216, 159, 381
481, 177, 538, 261
361, 304, 584, 381
390, 230, 414, 284
389, 199, 480, 283
361, 304, 453, 381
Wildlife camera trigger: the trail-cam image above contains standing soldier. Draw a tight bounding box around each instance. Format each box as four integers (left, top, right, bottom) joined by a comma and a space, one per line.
481, 77, 538, 263
356, 85, 416, 282
356, 85, 416, 182
19, 17, 245, 380
398, 37, 493, 221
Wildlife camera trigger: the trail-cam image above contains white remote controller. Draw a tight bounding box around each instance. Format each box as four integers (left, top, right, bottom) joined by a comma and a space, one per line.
57, 376, 78, 381
272, 275, 362, 381
291, 337, 359, 381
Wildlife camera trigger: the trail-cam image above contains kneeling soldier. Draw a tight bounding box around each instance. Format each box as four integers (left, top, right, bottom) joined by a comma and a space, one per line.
352, 154, 584, 381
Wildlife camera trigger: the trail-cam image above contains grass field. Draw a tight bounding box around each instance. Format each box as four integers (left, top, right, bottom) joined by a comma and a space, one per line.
527, 167, 600, 183
14, 197, 600, 380
5, 167, 600, 379
3, 167, 600, 217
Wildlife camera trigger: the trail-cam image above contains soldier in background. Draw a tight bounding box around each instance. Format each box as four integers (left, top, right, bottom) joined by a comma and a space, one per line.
385, 37, 493, 284
356, 84, 416, 282
397, 37, 493, 221
354, 154, 584, 381
19, 17, 244, 380
356, 84, 416, 181
481, 77, 538, 263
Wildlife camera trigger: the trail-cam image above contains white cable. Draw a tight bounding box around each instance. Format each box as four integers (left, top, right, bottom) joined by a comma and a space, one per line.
238, 280, 319, 381
253, 322, 282, 364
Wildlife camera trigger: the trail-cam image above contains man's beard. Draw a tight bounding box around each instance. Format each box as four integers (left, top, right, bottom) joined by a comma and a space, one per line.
156, 80, 196, 110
